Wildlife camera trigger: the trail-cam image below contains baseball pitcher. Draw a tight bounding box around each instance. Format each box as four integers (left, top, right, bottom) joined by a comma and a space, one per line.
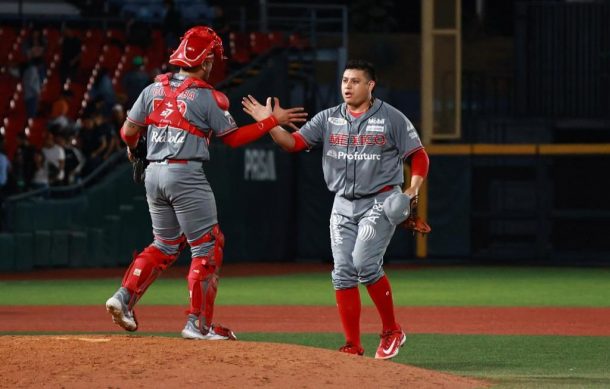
105, 26, 306, 340
243, 60, 430, 358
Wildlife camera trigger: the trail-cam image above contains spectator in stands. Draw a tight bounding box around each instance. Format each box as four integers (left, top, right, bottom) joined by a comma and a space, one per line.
122, 56, 152, 107
59, 26, 82, 84
30, 150, 49, 191
56, 133, 85, 185
109, 104, 126, 149
41, 132, 65, 186
23, 58, 43, 119
92, 109, 119, 160
78, 109, 107, 176
49, 90, 74, 133
22, 26, 48, 81
12, 132, 36, 192
89, 69, 117, 116
162, 0, 182, 50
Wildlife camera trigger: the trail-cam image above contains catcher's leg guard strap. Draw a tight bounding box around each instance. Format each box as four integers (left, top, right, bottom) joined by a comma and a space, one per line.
187, 225, 225, 327
122, 238, 184, 307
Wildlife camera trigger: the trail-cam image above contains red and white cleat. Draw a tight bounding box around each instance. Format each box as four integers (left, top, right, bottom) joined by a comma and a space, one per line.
375, 329, 406, 360
339, 343, 365, 356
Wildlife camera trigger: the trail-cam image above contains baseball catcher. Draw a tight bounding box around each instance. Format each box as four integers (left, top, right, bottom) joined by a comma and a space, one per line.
105, 26, 307, 340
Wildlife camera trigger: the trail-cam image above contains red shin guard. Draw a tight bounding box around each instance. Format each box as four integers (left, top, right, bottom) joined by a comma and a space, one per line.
366, 275, 400, 332
121, 244, 182, 307
187, 226, 225, 327
335, 287, 362, 347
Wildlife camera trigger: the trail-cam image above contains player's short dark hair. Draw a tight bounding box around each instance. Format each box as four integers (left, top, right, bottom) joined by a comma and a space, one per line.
344, 60, 376, 82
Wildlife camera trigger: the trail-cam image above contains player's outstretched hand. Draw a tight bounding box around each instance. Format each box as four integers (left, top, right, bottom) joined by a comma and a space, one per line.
242, 95, 307, 125
272, 97, 308, 126
242, 95, 271, 121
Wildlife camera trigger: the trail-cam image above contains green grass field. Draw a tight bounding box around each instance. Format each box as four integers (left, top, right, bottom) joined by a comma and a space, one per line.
1, 266, 609, 388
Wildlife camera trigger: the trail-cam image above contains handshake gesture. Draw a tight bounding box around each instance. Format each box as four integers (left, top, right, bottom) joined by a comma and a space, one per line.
242, 95, 306, 130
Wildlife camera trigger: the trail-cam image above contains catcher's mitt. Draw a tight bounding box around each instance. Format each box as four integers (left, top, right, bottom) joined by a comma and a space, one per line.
131, 133, 148, 184
400, 195, 432, 235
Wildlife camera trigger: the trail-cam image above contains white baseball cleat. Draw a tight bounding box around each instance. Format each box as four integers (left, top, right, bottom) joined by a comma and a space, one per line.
181, 314, 237, 340
105, 287, 138, 332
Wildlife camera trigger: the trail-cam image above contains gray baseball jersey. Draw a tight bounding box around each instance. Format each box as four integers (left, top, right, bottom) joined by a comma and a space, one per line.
297, 99, 423, 289
127, 73, 235, 258
297, 98, 422, 200
127, 73, 237, 162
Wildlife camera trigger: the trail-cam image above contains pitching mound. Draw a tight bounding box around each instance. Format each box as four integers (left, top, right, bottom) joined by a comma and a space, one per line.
1, 335, 489, 388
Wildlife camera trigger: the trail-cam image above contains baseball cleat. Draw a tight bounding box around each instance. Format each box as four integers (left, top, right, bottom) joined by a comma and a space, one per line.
338, 343, 364, 356
374, 329, 406, 360
181, 315, 237, 340
105, 287, 138, 332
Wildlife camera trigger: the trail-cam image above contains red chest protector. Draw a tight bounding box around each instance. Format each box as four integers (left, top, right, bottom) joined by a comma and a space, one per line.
145, 73, 213, 138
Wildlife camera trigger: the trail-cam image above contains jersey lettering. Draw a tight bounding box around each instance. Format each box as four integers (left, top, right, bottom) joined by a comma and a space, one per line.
328, 117, 347, 125
150, 130, 186, 144
329, 133, 386, 146
326, 150, 381, 161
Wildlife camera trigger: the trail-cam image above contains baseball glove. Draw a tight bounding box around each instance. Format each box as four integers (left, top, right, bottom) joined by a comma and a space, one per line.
400, 195, 432, 235
131, 134, 148, 184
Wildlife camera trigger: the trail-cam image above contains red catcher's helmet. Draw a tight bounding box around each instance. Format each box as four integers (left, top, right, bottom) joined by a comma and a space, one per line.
169, 26, 224, 68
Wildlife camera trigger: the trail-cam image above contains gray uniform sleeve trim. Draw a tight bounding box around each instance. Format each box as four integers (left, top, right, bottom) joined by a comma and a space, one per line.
126, 117, 146, 127
402, 145, 424, 160
215, 125, 239, 137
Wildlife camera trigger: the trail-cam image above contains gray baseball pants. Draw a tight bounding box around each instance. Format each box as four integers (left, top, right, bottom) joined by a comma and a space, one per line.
330, 187, 400, 289
144, 161, 217, 257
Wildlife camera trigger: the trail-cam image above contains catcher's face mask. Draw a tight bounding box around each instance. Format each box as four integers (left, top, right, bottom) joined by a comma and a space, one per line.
169, 26, 224, 68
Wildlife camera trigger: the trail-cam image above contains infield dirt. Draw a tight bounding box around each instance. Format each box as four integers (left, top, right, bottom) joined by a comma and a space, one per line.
0, 335, 490, 388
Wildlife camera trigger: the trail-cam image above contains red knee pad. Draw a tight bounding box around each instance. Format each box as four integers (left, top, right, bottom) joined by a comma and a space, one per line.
122, 244, 181, 298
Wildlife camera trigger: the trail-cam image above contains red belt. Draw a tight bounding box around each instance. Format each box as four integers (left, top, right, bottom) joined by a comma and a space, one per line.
378, 185, 394, 194
167, 159, 189, 164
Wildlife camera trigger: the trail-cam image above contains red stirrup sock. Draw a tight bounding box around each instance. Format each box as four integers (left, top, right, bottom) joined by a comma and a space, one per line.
366, 275, 400, 332
335, 287, 362, 347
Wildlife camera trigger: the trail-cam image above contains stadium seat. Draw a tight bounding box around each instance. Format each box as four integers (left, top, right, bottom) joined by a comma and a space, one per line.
0, 74, 18, 112
80, 44, 101, 70
0, 27, 17, 64
288, 33, 310, 50
84, 28, 105, 46
27, 118, 48, 149
107, 28, 126, 44
268, 31, 286, 48
250, 31, 271, 55
229, 32, 251, 64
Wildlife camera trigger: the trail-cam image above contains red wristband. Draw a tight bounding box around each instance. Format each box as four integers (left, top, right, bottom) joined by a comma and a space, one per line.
221, 115, 279, 148
120, 125, 141, 148
258, 115, 279, 131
